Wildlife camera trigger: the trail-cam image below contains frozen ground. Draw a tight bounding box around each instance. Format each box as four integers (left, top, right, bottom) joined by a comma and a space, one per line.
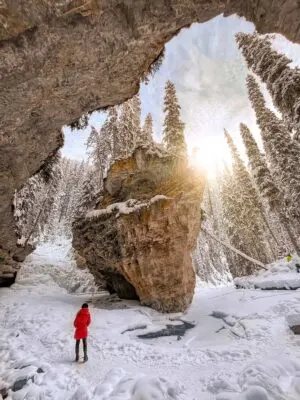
234, 256, 300, 290
1, 240, 300, 400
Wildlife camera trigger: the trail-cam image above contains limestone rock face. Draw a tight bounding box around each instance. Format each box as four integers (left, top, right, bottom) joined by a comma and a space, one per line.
2, 0, 300, 268
73, 147, 205, 312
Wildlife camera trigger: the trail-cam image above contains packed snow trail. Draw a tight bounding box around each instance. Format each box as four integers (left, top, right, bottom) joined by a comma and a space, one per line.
1, 240, 300, 399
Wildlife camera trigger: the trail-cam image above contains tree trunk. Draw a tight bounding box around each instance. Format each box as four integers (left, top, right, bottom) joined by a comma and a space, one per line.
201, 228, 267, 270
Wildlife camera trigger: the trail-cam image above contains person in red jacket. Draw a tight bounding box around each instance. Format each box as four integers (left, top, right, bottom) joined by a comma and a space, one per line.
74, 303, 91, 362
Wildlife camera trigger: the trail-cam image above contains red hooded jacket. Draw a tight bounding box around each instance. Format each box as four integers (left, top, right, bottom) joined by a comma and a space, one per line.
74, 308, 91, 340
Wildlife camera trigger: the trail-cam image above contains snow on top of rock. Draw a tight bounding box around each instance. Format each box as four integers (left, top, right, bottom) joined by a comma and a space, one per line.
234, 255, 300, 290
286, 314, 300, 327
86, 195, 172, 220
144, 142, 169, 158
149, 194, 170, 204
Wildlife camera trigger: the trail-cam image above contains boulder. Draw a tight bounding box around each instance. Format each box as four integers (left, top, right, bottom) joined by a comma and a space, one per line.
73, 146, 205, 312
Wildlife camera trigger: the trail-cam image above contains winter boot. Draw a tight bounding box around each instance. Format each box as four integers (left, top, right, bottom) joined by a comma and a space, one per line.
75, 340, 80, 362
83, 338, 88, 362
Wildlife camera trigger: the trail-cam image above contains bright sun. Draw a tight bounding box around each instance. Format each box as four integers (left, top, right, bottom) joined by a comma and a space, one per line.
189, 137, 232, 178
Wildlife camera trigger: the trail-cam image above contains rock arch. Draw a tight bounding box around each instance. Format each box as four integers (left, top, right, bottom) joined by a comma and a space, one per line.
1, 0, 300, 263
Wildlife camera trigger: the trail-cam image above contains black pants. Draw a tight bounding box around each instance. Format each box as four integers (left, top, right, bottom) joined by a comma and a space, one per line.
75, 338, 87, 358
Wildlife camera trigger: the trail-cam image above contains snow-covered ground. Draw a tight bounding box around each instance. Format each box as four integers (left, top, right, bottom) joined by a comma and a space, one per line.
234, 256, 300, 290
1, 240, 300, 400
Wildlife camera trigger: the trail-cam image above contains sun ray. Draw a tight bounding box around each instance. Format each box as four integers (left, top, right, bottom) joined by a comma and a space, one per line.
189, 136, 232, 178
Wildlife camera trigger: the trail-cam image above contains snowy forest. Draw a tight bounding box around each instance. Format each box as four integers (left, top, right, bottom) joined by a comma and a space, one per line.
13, 32, 300, 285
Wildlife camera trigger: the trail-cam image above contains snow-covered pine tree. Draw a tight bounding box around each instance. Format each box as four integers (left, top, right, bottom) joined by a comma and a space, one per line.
43, 157, 70, 239
117, 94, 141, 158
15, 153, 62, 246
43, 158, 91, 239
86, 125, 111, 190
37, 153, 62, 234
75, 169, 99, 219
239, 122, 299, 252
246, 74, 300, 225
136, 113, 154, 148
104, 107, 119, 162
163, 80, 187, 159
63, 160, 88, 234
220, 165, 257, 276
239, 123, 281, 210
193, 180, 231, 284
224, 129, 274, 264
236, 32, 300, 133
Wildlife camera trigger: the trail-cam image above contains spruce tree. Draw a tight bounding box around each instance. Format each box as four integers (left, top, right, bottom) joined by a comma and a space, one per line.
239, 122, 299, 252
236, 32, 300, 131
225, 129, 274, 264
246, 74, 300, 224
105, 107, 119, 162
75, 169, 99, 218
15, 153, 62, 245
193, 181, 231, 284
136, 113, 154, 147
163, 80, 187, 159
43, 158, 92, 239
118, 93, 141, 158
220, 165, 256, 276
86, 125, 111, 189
239, 123, 281, 210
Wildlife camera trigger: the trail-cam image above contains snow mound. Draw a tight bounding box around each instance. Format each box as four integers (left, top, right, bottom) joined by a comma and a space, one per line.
92, 368, 181, 400
286, 314, 300, 327
217, 357, 300, 400
234, 256, 300, 290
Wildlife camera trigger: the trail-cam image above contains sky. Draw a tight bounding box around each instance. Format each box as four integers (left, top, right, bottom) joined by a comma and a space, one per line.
62, 14, 300, 173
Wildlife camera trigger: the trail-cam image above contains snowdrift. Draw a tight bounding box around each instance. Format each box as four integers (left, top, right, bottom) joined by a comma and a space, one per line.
234, 256, 300, 290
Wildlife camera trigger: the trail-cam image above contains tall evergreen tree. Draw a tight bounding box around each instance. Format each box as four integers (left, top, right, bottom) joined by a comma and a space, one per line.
225, 129, 275, 263
163, 80, 187, 159
236, 32, 300, 132
193, 181, 231, 284
105, 107, 120, 161
75, 169, 99, 219
220, 165, 257, 276
239, 122, 299, 252
136, 113, 154, 147
118, 93, 141, 158
15, 153, 62, 245
246, 74, 300, 224
43, 158, 91, 239
239, 123, 281, 210
86, 125, 111, 190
